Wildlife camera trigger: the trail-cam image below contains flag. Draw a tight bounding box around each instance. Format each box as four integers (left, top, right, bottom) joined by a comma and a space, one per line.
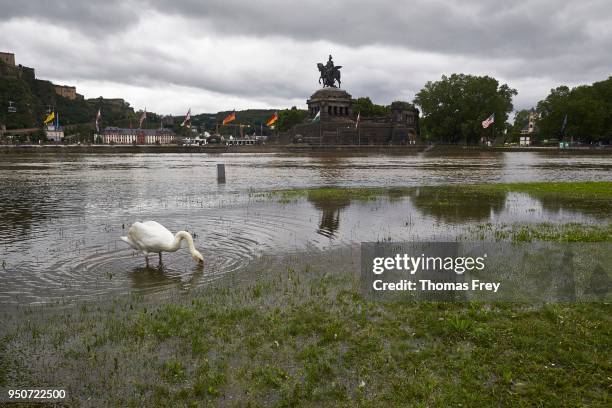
181, 108, 191, 127
44, 111, 55, 124
95, 109, 101, 132
222, 111, 236, 125
560, 114, 568, 135
266, 111, 278, 126
481, 113, 495, 129
138, 108, 147, 128
312, 110, 321, 123
355, 112, 360, 128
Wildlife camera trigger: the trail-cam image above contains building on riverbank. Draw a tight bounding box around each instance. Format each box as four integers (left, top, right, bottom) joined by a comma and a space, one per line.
45, 124, 64, 143
521, 109, 539, 135
101, 127, 176, 144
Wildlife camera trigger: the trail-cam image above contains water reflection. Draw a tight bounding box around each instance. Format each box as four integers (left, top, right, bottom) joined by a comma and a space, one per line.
409, 187, 507, 223
0, 182, 56, 242
128, 265, 184, 291
530, 195, 609, 217
128, 263, 204, 292
307, 192, 351, 238
313, 155, 347, 183
0, 152, 610, 304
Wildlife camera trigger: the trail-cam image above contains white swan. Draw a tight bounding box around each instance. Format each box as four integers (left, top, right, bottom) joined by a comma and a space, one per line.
121, 221, 204, 266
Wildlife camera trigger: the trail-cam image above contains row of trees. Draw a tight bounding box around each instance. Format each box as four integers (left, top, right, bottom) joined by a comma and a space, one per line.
535, 77, 612, 143
414, 74, 612, 144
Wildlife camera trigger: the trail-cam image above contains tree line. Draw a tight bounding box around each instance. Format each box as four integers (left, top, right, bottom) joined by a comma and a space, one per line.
419, 74, 612, 144
534, 77, 612, 143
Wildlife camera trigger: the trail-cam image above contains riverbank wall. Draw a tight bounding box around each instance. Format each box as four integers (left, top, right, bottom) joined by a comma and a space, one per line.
1, 144, 611, 155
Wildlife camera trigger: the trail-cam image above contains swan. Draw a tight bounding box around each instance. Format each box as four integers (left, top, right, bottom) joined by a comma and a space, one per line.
121, 221, 204, 266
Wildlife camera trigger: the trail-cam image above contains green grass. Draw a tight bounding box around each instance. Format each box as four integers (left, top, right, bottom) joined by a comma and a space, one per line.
270, 181, 612, 212
274, 187, 390, 203
2, 181, 611, 405
2, 249, 610, 406
467, 222, 612, 243
473, 181, 612, 201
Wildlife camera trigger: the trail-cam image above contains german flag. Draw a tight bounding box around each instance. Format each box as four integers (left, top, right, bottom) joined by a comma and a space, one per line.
44, 111, 55, 124
266, 111, 278, 126
222, 111, 236, 125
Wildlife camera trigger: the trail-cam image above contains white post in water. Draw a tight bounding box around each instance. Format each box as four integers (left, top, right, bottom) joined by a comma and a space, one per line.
217, 163, 226, 183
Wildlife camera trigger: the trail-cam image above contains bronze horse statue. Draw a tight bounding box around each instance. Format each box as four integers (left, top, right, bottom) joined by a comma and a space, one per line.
317, 63, 342, 88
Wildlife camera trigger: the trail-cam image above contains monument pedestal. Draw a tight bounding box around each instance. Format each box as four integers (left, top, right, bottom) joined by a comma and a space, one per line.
307, 88, 354, 122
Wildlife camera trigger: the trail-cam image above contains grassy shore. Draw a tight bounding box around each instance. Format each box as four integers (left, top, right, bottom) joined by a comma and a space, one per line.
1, 181, 611, 406
2, 248, 610, 406
271, 181, 612, 216
272, 181, 612, 203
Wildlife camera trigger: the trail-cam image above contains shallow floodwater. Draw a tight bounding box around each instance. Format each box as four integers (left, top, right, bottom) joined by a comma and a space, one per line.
0, 151, 610, 304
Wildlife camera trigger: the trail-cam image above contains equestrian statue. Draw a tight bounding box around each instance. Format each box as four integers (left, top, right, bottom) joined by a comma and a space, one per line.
317, 55, 342, 88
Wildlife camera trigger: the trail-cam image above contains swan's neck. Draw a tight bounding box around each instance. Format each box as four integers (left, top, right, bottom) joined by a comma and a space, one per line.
173, 231, 196, 255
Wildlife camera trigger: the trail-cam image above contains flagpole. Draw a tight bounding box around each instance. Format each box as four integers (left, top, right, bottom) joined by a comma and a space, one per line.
357, 112, 360, 146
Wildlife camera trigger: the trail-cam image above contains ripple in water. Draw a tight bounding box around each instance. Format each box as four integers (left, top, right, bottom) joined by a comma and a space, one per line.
0, 202, 326, 304
1, 151, 610, 305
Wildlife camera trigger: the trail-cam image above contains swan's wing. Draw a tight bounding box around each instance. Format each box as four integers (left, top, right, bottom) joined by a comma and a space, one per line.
127, 221, 175, 252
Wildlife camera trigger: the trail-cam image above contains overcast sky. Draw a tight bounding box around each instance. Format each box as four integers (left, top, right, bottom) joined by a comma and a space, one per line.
1, 0, 611, 115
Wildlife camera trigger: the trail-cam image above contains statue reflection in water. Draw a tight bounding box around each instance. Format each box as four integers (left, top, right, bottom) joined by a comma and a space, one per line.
307, 154, 351, 238
307, 193, 351, 239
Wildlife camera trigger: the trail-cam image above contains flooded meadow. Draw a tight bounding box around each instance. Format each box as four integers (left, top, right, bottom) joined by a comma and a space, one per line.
1, 151, 611, 304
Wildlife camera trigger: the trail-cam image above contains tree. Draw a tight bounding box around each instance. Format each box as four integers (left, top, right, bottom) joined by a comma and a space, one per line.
414, 74, 517, 144
276, 106, 307, 132
537, 77, 612, 143
353, 97, 390, 117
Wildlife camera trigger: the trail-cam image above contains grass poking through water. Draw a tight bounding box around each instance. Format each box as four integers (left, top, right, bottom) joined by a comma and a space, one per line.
1, 248, 610, 406
2, 181, 611, 405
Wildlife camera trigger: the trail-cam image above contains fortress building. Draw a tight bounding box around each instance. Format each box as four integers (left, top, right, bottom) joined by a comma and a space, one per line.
54, 85, 82, 100
0, 51, 35, 82
0, 52, 16, 66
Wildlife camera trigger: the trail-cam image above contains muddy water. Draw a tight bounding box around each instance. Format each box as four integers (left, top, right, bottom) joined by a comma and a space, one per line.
0, 151, 610, 304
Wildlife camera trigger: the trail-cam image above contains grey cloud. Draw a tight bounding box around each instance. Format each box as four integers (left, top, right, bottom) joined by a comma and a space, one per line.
3, 0, 611, 60
0, 0, 134, 35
